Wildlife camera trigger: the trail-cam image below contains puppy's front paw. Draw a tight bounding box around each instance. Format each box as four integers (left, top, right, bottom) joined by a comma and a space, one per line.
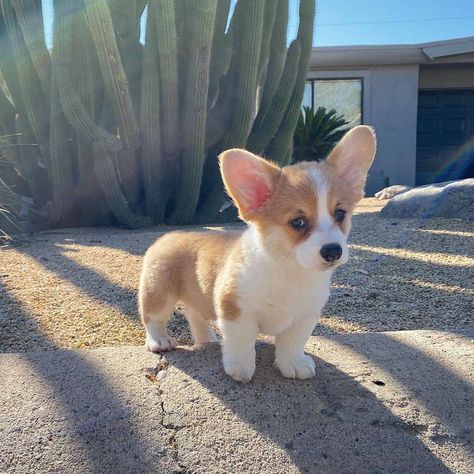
275, 354, 316, 380
145, 333, 177, 352
223, 357, 255, 383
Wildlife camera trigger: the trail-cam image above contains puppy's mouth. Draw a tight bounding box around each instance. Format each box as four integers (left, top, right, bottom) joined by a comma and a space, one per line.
320, 262, 338, 271
319, 259, 346, 271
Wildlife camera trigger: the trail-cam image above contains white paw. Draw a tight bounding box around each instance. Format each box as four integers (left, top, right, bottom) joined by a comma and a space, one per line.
193, 330, 219, 345
223, 357, 255, 383
275, 354, 316, 379
145, 333, 177, 352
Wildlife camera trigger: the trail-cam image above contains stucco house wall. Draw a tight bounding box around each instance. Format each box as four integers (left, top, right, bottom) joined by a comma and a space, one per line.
308, 65, 419, 194
308, 37, 474, 195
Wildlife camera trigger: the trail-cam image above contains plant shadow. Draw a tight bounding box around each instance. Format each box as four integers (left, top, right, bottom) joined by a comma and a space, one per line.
0, 287, 174, 472
158, 332, 473, 472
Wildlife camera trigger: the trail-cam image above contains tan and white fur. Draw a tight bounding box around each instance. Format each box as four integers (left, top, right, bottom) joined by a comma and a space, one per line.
139, 126, 376, 382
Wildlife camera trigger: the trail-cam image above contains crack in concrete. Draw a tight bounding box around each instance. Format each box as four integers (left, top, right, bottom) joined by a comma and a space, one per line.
148, 355, 192, 474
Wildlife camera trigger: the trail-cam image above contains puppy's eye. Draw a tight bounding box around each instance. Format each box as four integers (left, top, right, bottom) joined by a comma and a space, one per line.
290, 217, 307, 230
334, 209, 346, 223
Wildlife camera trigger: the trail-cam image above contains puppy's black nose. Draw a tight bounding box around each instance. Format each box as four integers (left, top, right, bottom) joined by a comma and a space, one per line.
320, 243, 342, 263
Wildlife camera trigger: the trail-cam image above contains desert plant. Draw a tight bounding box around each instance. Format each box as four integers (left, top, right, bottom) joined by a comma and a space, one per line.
0, 0, 316, 228
0, 135, 39, 242
293, 106, 350, 163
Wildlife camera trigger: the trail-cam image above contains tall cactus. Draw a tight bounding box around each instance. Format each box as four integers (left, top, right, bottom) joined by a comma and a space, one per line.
154, 0, 179, 159
49, 77, 73, 222
53, 0, 121, 152
11, 0, 51, 99
266, 0, 316, 164
247, 0, 289, 147
140, 0, 164, 222
219, 0, 265, 149
246, 40, 301, 154
169, 1, 217, 223
1, 0, 50, 162
0, 0, 316, 229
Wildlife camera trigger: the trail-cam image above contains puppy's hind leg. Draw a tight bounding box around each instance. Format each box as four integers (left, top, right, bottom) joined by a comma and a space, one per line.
185, 306, 218, 345
139, 282, 177, 352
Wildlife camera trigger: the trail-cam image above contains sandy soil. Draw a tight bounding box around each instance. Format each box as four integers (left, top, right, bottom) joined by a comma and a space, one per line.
1, 198, 473, 352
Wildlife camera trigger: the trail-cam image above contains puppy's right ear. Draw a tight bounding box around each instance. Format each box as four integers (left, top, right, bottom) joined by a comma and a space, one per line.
219, 149, 281, 220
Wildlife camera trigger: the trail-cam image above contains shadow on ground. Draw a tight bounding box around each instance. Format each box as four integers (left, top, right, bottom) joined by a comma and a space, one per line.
0, 340, 177, 473
157, 330, 473, 472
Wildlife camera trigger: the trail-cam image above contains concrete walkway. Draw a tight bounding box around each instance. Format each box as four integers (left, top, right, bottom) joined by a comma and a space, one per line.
1, 330, 473, 473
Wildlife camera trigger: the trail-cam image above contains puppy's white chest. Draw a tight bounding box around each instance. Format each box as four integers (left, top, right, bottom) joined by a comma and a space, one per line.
237, 261, 331, 336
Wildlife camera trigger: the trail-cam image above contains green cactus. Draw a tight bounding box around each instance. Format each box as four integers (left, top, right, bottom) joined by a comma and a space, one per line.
169, 0, 217, 223
0, 0, 316, 229
154, 0, 179, 158
108, 0, 143, 110
85, 0, 140, 205
219, 0, 265, 149
53, 0, 122, 152
257, 0, 279, 86
0, 3, 24, 114
11, 0, 51, 99
247, 40, 301, 154
1, 0, 50, 162
207, 0, 231, 109
140, 0, 164, 221
0, 86, 16, 136
266, 0, 316, 164
71, 10, 102, 183
93, 142, 151, 229
249, 0, 289, 141
49, 78, 74, 223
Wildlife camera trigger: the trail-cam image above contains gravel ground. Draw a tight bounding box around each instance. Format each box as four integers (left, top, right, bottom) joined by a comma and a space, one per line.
1, 198, 473, 352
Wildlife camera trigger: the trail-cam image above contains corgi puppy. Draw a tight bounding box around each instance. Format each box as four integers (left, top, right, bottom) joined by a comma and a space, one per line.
139, 125, 376, 382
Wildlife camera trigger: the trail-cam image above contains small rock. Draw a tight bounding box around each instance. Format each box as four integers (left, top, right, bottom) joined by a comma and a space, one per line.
156, 370, 167, 381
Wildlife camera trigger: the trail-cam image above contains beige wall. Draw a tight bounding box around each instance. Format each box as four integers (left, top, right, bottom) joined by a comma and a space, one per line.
308, 65, 420, 193
419, 64, 474, 89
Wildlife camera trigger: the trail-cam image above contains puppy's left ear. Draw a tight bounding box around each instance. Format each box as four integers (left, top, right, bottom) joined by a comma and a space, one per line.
326, 125, 376, 200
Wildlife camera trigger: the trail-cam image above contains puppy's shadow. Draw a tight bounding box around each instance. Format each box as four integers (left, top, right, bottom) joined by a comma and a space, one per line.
160, 341, 451, 473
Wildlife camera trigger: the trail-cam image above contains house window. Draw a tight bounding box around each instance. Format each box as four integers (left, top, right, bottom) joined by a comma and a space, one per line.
304, 78, 363, 127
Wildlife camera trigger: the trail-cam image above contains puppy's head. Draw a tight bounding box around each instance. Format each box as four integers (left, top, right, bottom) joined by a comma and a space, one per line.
219, 125, 376, 271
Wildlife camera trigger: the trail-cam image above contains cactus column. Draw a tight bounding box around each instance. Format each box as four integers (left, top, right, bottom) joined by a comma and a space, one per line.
169, 1, 217, 223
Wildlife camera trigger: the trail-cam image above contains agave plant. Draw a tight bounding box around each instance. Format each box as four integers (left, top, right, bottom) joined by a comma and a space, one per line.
0, 134, 38, 242
293, 106, 350, 163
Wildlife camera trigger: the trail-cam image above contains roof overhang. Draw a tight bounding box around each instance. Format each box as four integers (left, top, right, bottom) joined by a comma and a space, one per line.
310, 36, 474, 68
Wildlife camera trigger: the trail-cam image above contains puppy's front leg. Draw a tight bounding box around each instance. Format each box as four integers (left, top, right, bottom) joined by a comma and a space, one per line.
219, 318, 259, 383
274, 316, 319, 380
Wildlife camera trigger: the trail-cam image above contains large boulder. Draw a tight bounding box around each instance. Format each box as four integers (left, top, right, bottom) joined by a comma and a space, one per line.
379, 178, 474, 219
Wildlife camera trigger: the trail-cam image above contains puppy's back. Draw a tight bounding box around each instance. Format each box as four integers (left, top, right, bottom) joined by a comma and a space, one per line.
139, 230, 241, 319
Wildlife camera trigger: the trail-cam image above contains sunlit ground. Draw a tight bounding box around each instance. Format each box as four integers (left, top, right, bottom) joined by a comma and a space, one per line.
0, 198, 472, 352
